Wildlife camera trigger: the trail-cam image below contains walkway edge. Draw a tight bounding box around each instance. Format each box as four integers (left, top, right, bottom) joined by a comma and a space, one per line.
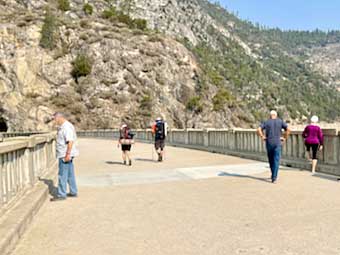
0, 162, 57, 255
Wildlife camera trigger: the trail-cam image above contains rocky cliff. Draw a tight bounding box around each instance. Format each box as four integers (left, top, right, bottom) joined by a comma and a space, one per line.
1, 0, 340, 131
0, 0, 201, 130
307, 43, 340, 88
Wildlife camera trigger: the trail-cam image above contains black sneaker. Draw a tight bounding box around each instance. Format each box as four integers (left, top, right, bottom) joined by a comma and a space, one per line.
129, 160, 132, 166
123, 160, 126, 165
67, 193, 78, 198
50, 197, 66, 202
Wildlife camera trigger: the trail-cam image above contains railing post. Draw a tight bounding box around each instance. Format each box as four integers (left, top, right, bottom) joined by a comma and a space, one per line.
184, 130, 189, 145
203, 129, 210, 147
168, 129, 172, 144
27, 137, 36, 186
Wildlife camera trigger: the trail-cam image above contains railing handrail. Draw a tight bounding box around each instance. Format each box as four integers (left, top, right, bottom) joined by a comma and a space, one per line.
0, 132, 57, 213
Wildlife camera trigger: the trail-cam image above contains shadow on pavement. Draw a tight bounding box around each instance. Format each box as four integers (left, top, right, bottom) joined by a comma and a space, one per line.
39, 178, 58, 197
105, 161, 124, 165
134, 158, 158, 163
312, 173, 340, 182
218, 172, 271, 183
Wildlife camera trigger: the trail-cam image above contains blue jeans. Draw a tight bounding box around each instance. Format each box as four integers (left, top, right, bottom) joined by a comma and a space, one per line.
57, 158, 78, 198
266, 143, 282, 182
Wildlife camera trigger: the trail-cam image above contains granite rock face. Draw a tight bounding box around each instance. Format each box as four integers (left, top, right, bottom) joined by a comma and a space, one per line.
0, 0, 252, 131
307, 43, 340, 89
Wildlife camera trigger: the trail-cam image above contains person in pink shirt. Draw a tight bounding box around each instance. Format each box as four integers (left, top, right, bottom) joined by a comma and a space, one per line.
302, 116, 324, 174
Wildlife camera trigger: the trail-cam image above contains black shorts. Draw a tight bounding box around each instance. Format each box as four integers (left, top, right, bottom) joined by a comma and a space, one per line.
155, 139, 165, 151
306, 143, 319, 160
122, 144, 132, 151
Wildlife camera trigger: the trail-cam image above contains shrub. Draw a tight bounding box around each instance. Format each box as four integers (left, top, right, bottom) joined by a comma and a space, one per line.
71, 54, 93, 81
212, 89, 235, 111
208, 70, 223, 86
58, 0, 70, 12
186, 96, 203, 113
138, 94, 153, 117
140, 94, 153, 109
117, 13, 133, 26
133, 18, 147, 30
51, 95, 69, 108
40, 11, 58, 50
102, 7, 147, 30
83, 3, 93, 15
102, 7, 117, 19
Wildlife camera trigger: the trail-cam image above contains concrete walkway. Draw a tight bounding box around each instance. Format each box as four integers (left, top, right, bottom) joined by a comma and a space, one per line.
11, 138, 340, 255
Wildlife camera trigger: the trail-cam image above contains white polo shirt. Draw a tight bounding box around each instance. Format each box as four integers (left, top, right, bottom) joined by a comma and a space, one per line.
56, 121, 79, 159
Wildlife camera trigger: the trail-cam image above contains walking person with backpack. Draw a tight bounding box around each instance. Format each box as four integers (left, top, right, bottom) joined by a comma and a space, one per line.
118, 124, 135, 166
257, 110, 291, 184
152, 117, 168, 162
302, 116, 324, 174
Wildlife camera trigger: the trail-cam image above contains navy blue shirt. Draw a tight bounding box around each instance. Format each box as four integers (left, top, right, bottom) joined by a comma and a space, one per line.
260, 119, 288, 146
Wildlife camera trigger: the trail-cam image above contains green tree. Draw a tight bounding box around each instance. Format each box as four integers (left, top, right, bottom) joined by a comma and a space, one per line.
186, 96, 203, 114
212, 89, 235, 111
71, 54, 93, 82
40, 10, 58, 50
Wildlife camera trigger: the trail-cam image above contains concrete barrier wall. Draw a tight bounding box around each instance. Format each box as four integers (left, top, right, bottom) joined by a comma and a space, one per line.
78, 128, 340, 176
0, 133, 56, 211
0, 132, 46, 141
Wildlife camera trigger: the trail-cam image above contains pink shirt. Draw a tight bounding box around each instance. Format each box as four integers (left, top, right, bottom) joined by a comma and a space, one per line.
302, 125, 323, 145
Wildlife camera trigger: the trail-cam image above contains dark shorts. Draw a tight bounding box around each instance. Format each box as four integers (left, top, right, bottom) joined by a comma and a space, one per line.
122, 144, 132, 151
155, 139, 165, 151
306, 143, 319, 160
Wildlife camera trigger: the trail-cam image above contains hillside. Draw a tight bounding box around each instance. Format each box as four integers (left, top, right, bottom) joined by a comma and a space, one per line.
0, 0, 340, 131
307, 43, 340, 88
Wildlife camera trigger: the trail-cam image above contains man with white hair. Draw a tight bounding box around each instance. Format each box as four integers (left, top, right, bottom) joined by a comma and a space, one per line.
257, 110, 291, 183
51, 112, 79, 201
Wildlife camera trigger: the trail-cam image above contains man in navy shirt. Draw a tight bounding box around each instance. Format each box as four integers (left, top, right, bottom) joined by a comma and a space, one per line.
257, 111, 291, 183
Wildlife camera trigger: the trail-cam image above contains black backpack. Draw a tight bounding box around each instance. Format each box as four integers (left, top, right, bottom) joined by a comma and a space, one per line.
121, 127, 134, 139
155, 121, 165, 140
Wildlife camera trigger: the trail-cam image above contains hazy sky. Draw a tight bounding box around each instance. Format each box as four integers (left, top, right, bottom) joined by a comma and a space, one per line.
217, 0, 340, 31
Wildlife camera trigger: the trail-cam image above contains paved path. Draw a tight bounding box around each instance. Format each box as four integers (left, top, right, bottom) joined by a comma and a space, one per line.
11, 138, 340, 255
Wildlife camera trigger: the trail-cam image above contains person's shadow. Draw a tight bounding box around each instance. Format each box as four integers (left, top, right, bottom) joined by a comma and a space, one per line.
218, 172, 271, 183
105, 161, 124, 165
39, 178, 58, 197
134, 158, 157, 163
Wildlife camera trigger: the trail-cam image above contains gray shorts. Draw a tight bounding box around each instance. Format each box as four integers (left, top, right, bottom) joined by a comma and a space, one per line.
155, 139, 165, 151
